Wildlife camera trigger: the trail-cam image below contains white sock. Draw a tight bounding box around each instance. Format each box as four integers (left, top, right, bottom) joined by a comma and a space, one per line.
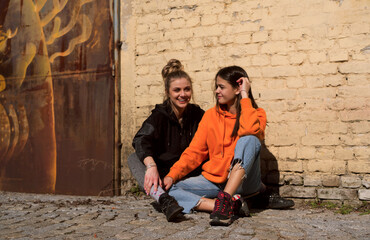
150, 186, 165, 202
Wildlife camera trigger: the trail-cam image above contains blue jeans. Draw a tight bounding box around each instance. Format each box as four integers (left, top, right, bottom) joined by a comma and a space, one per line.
168, 135, 262, 213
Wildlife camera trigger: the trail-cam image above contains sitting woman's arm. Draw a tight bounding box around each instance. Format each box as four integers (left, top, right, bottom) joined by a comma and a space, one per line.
142, 156, 162, 194
132, 113, 163, 194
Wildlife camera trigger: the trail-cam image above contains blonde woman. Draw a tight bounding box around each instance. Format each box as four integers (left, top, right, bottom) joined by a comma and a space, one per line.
128, 59, 204, 222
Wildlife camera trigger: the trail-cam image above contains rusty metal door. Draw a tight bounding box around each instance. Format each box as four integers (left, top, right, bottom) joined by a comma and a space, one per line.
0, 0, 117, 195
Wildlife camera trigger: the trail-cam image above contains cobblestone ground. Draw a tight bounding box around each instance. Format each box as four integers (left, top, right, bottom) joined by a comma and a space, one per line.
0, 191, 369, 240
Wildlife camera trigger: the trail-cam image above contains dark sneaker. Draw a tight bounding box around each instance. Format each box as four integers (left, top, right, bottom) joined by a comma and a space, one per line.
210, 191, 234, 226
232, 195, 250, 217
158, 193, 184, 222
251, 191, 295, 209
266, 192, 295, 209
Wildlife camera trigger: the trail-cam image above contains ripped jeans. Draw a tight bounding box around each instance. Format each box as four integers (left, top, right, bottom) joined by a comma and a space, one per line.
168, 135, 262, 213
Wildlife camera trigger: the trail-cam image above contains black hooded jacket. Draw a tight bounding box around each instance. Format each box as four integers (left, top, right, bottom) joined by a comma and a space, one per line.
132, 100, 204, 178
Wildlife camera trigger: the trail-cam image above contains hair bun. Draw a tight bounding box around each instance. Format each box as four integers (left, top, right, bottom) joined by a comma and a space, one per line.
162, 59, 184, 79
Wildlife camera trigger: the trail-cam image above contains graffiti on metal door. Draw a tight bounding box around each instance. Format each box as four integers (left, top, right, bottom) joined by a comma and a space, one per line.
0, 0, 114, 195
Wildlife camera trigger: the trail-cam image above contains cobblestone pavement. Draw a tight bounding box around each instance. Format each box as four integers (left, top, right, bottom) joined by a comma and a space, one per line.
0, 191, 369, 240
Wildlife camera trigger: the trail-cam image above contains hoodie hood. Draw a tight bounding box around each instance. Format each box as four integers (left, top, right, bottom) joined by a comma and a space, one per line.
215, 105, 237, 119
152, 101, 178, 124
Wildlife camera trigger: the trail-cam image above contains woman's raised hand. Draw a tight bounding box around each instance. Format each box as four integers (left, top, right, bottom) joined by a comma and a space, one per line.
236, 77, 251, 97
163, 176, 174, 190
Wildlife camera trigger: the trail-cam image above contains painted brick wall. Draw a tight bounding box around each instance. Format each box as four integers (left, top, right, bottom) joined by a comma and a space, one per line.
120, 0, 370, 203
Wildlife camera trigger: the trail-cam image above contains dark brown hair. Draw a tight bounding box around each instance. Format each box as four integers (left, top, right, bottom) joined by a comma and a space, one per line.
215, 66, 258, 137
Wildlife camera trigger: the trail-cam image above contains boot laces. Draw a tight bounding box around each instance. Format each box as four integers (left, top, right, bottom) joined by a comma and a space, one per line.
214, 192, 231, 216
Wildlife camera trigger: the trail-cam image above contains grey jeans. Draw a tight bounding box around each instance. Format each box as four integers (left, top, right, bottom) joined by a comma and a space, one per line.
127, 153, 166, 201
127, 153, 145, 189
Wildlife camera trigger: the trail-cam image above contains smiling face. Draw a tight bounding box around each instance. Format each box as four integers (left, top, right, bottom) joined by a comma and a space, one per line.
215, 76, 240, 110
167, 77, 192, 115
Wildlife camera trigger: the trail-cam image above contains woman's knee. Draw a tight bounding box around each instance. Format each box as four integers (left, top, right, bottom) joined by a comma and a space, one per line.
232, 135, 261, 170
236, 135, 261, 151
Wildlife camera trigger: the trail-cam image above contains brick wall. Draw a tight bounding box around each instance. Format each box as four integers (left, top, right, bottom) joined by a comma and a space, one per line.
120, 0, 370, 203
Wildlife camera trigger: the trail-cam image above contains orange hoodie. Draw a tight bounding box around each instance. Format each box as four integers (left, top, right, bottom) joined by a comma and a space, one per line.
166, 98, 267, 184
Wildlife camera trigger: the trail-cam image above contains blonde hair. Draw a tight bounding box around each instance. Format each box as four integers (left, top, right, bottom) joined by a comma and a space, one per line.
161, 59, 184, 79
161, 59, 193, 101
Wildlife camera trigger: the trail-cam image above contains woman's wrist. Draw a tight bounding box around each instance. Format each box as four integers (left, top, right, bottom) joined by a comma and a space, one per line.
240, 90, 249, 98
146, 162, 157, 170
143, 156, 156, 169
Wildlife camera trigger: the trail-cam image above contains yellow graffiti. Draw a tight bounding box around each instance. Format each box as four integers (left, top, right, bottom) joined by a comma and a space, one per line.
0, 75, 5, 92
0, 103, 30, 174
0, 28, 17, 53
1, 0, 96, 193
6, 28, 18, 39
46, 0, 94, 45
49, 14, 92, 63
46, 17, 61, 45
35, 0, 48, 12
40, 0, 68, 27
87, 30, 99, 49
15, 105, 29, 155
0, 29, 7, 53
0, 104, 10, 162
3, 105, 18, 161
14, 43, 37, 87
0, 38, 6, 53
80, 0, 95, 9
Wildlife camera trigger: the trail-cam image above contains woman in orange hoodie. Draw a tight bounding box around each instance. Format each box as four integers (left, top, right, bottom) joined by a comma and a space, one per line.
163, 66, 267, 226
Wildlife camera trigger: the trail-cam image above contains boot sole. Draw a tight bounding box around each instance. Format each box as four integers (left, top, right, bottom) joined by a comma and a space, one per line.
267, 202, 295, 209
210, 218, 232, 226
209, 215, 238, 226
